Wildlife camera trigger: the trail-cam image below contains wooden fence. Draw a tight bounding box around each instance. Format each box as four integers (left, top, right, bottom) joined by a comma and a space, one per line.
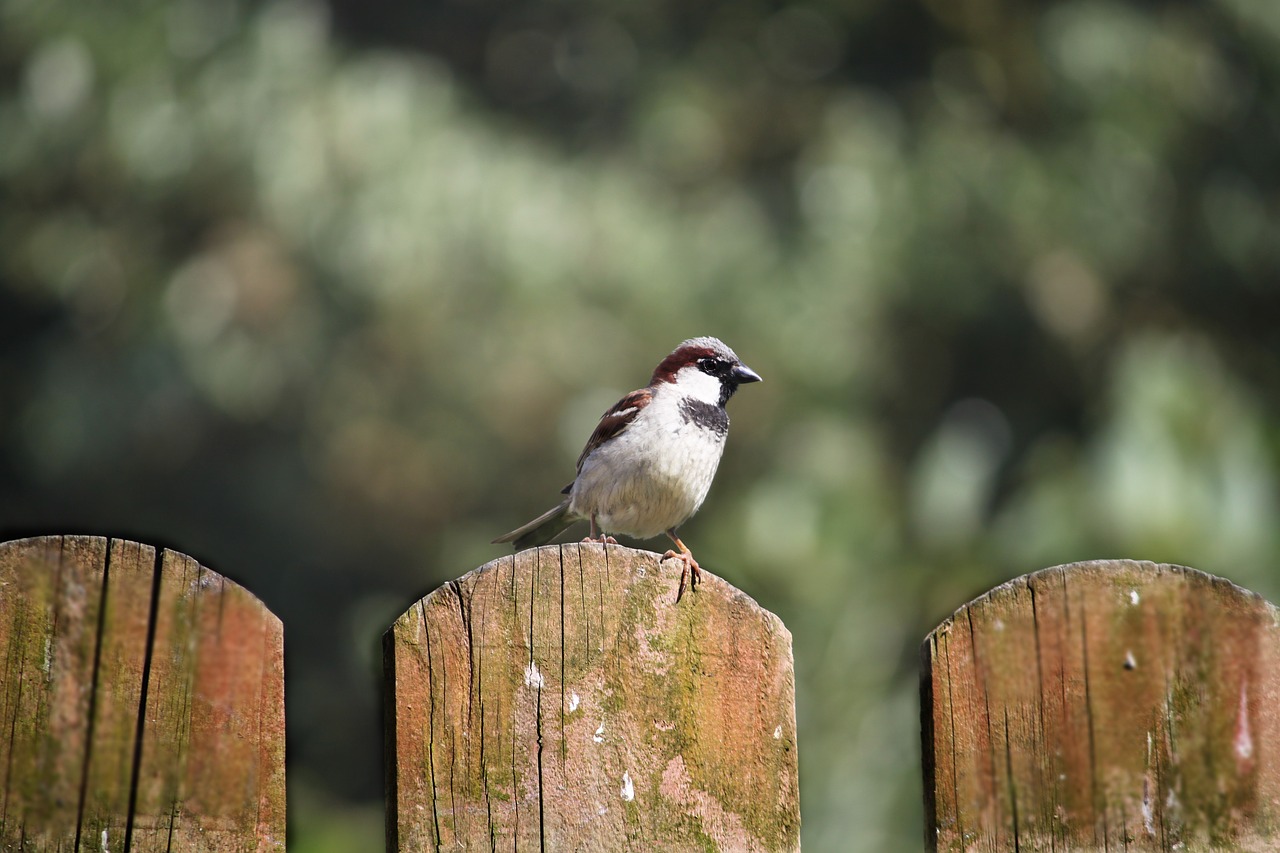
6, 536, 1277, 851
921, 559, 1280, 852
0, 536, 284, 852
0, 536, 798, 852
384, 544, 799, 851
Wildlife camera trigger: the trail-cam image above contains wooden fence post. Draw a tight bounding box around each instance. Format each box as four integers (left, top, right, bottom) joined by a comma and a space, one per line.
0, 535, 285, 851
921, 559, 1280, 852
383, 543, 799, 852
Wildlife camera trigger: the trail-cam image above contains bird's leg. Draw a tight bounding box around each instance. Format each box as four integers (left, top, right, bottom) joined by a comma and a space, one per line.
663, 530, 701, 602
582, 514, 617, 545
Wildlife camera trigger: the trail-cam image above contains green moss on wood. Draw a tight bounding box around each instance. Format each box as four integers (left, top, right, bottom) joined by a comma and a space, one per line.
389, 543, 799, 851
923, 559, 1280, 852
1, 536, 286, 852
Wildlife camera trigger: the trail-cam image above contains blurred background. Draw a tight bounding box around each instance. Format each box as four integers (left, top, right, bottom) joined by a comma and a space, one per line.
2, 0, 1279, 848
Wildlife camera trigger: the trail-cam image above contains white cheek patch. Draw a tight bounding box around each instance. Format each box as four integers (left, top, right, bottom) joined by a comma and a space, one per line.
673, 366, 722, 404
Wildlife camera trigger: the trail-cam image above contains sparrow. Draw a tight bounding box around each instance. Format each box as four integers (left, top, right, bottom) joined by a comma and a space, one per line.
493, 336, 761, 600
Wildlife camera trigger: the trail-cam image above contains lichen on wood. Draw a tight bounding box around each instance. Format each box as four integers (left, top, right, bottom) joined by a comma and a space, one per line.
384, 543, 800, 852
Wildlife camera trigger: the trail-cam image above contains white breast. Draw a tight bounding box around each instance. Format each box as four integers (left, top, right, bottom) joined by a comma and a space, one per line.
568, 387, 728, 540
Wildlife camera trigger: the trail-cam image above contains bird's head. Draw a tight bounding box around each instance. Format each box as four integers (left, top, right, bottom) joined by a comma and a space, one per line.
651, 336, 762, 406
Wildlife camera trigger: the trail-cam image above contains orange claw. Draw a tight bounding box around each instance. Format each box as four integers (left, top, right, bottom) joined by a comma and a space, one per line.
664, 531, 701, 602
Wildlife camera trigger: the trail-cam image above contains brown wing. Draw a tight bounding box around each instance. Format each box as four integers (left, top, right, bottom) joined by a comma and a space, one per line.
574, 387, 653, 474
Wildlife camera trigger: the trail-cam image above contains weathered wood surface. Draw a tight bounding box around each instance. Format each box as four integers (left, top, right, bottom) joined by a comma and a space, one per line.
0, 535, 285, 851
921, 559, 1280, 852
384, 543, 799, 852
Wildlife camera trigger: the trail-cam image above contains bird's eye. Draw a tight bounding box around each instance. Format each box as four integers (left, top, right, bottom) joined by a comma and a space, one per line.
698, 358, 723, 376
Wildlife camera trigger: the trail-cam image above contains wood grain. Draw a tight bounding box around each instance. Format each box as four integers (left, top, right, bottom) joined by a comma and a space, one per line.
0, 536, 285, 852
384, 543, 799, 852
921, 559, 1280, 852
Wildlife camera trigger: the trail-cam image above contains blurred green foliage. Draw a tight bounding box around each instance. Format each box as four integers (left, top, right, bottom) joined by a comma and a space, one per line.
2, 0, 1279, 848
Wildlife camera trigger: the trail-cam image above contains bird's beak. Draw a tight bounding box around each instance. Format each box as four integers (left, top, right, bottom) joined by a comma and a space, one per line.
733, 363, 762, 384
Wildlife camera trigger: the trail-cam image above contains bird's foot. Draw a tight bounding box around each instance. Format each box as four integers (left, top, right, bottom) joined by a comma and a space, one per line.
664, 549, 702, 602
582, 535, 618, 545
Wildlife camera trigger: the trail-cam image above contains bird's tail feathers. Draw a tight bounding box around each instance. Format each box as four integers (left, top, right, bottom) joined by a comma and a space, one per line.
492, 501, 578, 550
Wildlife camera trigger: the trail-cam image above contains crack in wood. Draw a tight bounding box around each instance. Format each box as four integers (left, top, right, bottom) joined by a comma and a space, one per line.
942, 630, 961, 847
1, 577, 28, 829
576, 545, 589, 668
531, 548, 546, 853
451, 578, 475, 729
558, 546, 567, 767
73, 536, 112, 852
123, 545, 165, 850
509, 554, 520, 844
967, 604, 998, 841
420, 598, 442, 849
1077, 584, 1107, 848
474, 562, 496, 853
480, 695, 495, 852
1005, 709, 1020, 853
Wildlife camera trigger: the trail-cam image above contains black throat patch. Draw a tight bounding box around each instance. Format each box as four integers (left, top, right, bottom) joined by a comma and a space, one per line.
679, 397, 729, 436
